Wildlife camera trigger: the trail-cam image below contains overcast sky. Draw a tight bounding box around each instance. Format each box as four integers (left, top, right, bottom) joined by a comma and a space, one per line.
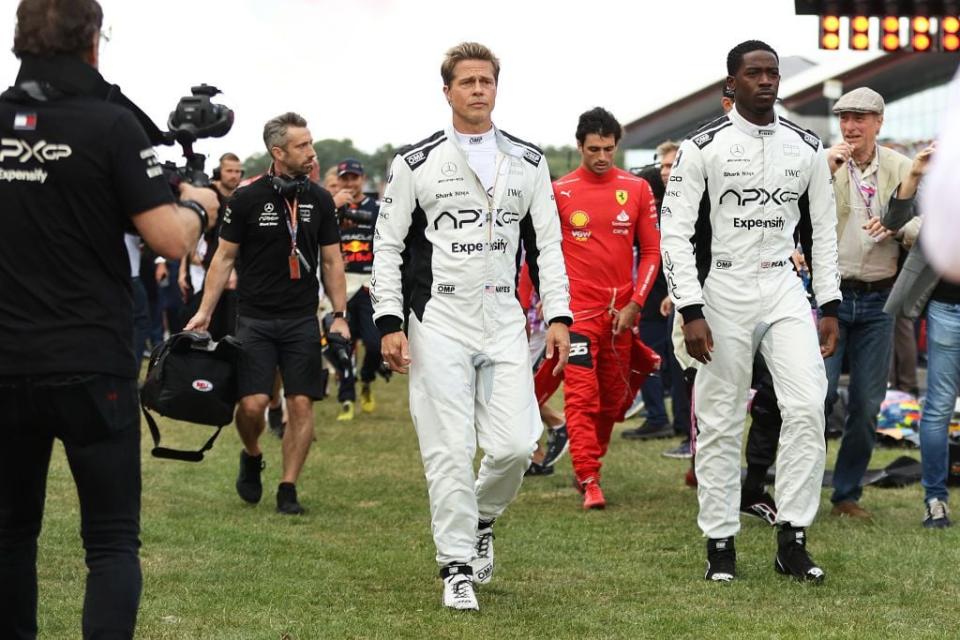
2, 0, 873, 167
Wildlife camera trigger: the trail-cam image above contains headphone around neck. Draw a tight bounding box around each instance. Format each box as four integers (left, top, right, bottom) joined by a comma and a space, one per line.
269, 170, 309, 200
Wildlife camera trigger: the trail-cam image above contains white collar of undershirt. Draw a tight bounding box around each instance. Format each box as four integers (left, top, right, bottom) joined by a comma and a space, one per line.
454, 127, 496, 149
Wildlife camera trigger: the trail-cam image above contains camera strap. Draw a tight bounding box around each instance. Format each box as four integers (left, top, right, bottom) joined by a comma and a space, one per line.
7, 54, 168, 146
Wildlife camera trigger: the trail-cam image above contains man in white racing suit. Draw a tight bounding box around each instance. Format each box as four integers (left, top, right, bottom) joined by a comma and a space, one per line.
660, 40, 841, 584
371, 42, 571, 611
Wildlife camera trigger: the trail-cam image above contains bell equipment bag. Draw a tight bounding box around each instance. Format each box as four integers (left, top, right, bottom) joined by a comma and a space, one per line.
140, 331, 242, 462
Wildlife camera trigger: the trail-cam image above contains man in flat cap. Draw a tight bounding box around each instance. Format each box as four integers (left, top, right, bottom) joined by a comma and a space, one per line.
823, 86, 915, 521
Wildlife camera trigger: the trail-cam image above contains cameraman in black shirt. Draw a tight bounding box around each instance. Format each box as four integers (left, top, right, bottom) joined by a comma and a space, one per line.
186, 112, 348, 515
0, 1, 216, 638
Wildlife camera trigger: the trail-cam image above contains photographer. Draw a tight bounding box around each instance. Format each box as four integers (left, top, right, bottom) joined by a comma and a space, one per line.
0, 1, 216, 638
332, 158, 384, 421
186, 112, 348, 515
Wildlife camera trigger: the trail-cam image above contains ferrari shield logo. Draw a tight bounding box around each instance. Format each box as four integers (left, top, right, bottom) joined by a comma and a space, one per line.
615, 190, 628, 205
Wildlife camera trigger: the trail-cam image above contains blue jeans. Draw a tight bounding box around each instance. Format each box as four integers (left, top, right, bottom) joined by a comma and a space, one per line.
919, 300, 960, 503
824, 289, 895, 504
639, 318, 669, 427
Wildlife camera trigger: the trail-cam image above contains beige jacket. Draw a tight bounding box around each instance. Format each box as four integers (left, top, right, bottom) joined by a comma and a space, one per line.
832, 145, 912, 240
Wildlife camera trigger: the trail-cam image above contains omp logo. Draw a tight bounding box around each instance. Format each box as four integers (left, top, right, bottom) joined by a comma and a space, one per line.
733, 217, 785, 230
405, 151, 425, 166
759, 129, 774, 136
715, 259, 732, 269
437, 283, 455, 295
569, 211, 590, 227
693, 133, 710, 146
669, 175, 682, 182
192, 379, 214, 392
434, 209, 519, 230
570, 342, 589, 357
0, 138, 72, 163
469, 136, 483, 144
719, 188, 799, 206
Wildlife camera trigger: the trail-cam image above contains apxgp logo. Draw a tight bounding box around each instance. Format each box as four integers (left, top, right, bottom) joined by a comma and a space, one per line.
720, 188, 799, 206
0, 138, 72, 163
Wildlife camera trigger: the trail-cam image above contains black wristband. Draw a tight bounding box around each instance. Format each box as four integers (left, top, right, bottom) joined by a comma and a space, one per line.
179, 199, 208, 234
333, 310, 348, 320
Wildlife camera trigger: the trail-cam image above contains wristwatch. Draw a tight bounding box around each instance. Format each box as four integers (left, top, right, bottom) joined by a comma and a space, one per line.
333, 311, 348, 320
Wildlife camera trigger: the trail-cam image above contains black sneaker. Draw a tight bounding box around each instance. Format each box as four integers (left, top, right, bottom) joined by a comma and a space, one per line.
276, 482, 305, 515
775, 525, 825, 583
621, 422, 674, 440
525, 461, 555, 477
267, 406, 285, 439
705, 536, 736, 582
662, 440, 693, 459
740, 490, 778, 526
542, 423, 569, 467
236, 450, 264, 504
923, 498, 951, 529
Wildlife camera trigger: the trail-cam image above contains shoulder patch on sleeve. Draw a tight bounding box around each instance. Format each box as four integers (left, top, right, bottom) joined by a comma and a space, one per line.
398, 131, 447, 172
779, 117, 820, 151
500, 129, 543, 166
689, 121, 732, 150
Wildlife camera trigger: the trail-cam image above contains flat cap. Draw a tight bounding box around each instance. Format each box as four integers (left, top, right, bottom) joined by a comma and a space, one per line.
832, 87, 884, 114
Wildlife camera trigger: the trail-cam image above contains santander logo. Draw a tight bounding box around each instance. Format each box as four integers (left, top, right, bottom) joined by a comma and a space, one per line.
192, 379, 214, 392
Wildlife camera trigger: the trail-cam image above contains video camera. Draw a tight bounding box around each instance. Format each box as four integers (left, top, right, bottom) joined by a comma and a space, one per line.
161, 84, 234, 189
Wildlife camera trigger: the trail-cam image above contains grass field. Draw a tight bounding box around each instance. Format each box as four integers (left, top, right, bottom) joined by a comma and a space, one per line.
35, 373, 960, 639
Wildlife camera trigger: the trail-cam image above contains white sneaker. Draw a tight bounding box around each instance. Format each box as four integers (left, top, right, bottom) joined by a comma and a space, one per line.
441, 566, 479, 611
470, 520, 495, 584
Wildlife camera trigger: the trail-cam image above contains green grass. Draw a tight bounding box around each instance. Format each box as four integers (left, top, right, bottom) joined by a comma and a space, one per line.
35, 374, 960, 639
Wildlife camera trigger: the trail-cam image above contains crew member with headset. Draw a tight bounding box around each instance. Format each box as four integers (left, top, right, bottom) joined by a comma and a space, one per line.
186, 112, 349, 516
0, 0, 217, 636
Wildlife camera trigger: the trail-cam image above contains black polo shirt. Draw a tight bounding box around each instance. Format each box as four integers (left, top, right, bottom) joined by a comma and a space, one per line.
220, 176, 339, 319
0, 76, 174, 378
339, 196, 379, 274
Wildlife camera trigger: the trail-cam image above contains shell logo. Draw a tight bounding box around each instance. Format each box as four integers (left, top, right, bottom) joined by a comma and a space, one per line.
569, 211, 590, 228
192, 379, 214, 392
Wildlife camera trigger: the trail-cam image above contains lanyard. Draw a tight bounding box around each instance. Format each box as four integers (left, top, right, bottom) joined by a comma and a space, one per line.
282, 196, 299, 255
847, 160, 876, 217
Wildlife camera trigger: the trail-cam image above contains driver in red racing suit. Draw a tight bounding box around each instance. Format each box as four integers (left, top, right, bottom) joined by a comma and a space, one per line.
552, 108, 660, 509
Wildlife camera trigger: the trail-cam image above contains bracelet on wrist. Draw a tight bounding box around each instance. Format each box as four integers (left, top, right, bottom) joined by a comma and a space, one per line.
179, 199, 208, 234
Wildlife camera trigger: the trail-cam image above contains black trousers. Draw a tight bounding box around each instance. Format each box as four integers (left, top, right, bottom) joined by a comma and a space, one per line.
0, 374, 142, 640
338, 288, 382, 402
